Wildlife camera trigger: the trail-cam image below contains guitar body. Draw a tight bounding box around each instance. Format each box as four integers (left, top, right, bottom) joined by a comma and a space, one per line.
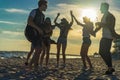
24, 25, 39, 42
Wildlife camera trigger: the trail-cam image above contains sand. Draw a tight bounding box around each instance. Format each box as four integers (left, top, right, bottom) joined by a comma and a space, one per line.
0, 57, 120, 80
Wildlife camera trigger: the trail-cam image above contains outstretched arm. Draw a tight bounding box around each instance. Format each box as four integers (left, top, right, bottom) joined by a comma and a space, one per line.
69, 11, 74, 26
72, 13, 84, 26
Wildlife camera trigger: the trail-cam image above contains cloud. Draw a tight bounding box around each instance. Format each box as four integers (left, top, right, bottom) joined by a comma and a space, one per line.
2, 30, 23, 36
0, 20, 22, 25
56, 3, 80, 12
5, 8, 29, 14
46, 3, 81, 21
47, 3, 78, 13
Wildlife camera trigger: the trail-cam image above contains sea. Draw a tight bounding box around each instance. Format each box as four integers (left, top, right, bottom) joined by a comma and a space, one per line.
0, 51, 80, 59
0, 51, 120, 60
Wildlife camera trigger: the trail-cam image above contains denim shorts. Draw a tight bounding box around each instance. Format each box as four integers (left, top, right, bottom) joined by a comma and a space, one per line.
57, 37, 67, 45
82, 37, 91, 45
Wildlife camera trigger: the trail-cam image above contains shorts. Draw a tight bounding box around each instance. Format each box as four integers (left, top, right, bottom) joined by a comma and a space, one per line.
82, 37, 91, 45
43, 37, 50, 47
57, 37, 67, 45
31, 37, 43, 48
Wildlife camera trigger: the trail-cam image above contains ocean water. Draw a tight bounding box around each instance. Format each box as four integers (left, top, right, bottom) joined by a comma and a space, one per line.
0, 51, 27, 59
1, 51, 120, 60
0, 51, 80, 59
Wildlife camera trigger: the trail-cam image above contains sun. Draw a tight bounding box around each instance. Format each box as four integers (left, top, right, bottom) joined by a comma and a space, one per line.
80, 8, 97, 22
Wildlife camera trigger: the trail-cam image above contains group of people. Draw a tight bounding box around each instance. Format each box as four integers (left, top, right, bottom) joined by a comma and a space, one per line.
24, 0, 120, 75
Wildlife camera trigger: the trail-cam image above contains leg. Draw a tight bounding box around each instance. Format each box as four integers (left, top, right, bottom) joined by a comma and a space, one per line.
99, 38, 114, 74
34, 48, 42, 69
29, 48, 42, 69
99, 38, 112, 67
85, 45, 93, 68
57, 43, 61, 67
45, 45, 50, 67
62, 43, 67, 65
80, 44, 87, 68
25, 45, 34, 65
40, 49, 45, 67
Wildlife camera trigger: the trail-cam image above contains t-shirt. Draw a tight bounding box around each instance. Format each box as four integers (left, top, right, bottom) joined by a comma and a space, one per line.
29, 8, 45, 26
57, 23, 72, 38
25, 8, 45, 42
101, 13, 113, 39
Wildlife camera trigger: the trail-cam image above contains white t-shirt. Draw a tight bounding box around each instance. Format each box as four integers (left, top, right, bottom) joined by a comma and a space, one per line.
101, 14, 113, 39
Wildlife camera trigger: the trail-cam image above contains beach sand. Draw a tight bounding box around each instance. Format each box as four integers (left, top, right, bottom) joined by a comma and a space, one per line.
0, 57, 120, 80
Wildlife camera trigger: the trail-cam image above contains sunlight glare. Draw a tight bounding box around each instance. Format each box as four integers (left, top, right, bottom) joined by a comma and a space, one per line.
80, 9, 97, 22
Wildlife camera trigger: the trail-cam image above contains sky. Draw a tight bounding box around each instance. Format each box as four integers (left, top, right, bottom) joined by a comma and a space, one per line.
0, 0, 120, 55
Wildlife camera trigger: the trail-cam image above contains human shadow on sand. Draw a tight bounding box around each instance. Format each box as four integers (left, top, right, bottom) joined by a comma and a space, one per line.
94, 74, 119, 80
74, 69, 119, 80
0, 67, 58, 80
74, 69, 93, 80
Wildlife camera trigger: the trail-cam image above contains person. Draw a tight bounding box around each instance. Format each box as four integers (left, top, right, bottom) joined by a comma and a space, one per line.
54, 11, 74, 67
25, 0, 47, 70
39, 17, 56, 68
72, 14, 94, 70
94, 2, 120, 74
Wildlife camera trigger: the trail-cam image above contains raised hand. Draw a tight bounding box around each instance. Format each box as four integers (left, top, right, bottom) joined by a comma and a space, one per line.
57, 13, 60, 16
70, 10, 74, 17
54, 13, 60, 24
70, 10, 72, 14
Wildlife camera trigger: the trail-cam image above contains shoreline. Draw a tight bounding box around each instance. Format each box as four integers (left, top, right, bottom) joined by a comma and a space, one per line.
0, 51, 82, 59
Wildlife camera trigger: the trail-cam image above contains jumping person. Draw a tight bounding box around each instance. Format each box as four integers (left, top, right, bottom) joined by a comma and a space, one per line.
54, 11, 74, 67
39, 17, 56, 68
72, 14, 95, 70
